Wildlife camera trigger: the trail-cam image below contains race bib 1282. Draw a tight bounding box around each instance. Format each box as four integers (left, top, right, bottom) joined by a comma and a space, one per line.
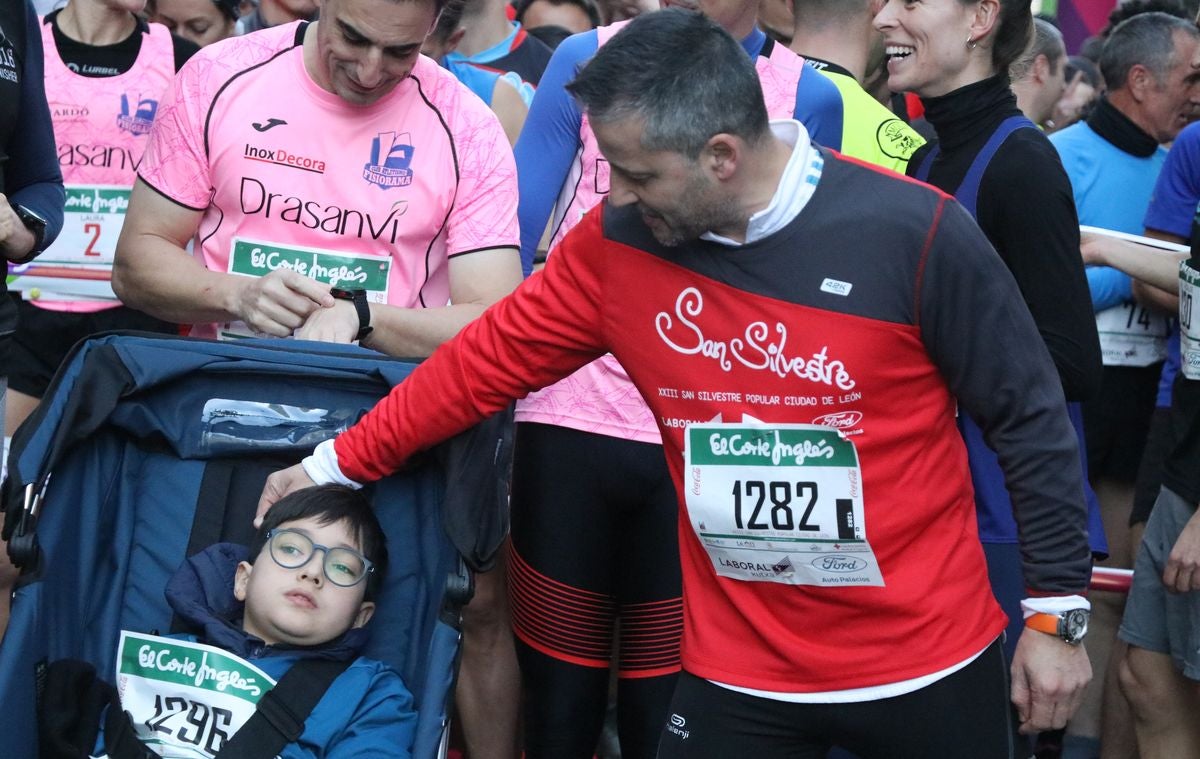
683, 423, 884, 587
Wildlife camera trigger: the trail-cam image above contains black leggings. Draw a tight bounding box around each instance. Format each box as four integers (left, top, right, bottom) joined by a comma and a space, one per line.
509, 423, 682, 759
657, 640, 1019, 759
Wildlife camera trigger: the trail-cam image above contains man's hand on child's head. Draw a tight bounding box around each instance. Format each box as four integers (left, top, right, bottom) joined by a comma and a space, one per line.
256, 465, 318, 527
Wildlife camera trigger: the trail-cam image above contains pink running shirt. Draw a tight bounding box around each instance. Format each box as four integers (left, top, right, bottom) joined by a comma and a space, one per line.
26, 19, 174, 313
514, 22, 804, 444
138, 22, 519, 339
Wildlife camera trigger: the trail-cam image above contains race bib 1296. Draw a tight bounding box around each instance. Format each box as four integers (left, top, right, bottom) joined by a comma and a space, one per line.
114, 631, 277, 758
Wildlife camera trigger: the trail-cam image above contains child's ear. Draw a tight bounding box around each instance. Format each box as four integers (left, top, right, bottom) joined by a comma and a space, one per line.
233, 561, 254, 602
351, 601, 376, 630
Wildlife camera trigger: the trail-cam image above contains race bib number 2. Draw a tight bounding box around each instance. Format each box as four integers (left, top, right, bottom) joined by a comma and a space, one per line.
684, 423, 883, 587
114, 631, 277, 758
8, 185, 128, 301
46, 185, 129, 265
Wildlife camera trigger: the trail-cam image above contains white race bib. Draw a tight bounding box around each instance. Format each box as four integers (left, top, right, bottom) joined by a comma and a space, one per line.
683, 423, 883, 587
1181, 261, 1200, 381
219, 237, 391, 340
7, 185, 128, 301
112, 631, 277, 758
1096, 302, 1171, 367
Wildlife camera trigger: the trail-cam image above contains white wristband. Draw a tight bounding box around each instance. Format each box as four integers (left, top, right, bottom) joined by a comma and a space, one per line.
1020, 594, 1091, 619
301, 439, 363, 489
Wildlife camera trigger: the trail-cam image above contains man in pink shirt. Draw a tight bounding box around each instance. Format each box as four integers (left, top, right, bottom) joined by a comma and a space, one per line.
114, 0, 520, 352
113, 0, 523, 753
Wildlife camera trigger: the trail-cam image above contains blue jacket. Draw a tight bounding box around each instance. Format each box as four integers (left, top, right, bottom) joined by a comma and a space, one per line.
101, 544, 417, 758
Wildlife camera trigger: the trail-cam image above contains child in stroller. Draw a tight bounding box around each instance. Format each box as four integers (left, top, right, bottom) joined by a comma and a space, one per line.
47, 485, 416, 758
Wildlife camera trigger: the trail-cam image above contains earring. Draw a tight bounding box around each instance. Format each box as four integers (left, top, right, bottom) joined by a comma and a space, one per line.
966, 35, 977, 50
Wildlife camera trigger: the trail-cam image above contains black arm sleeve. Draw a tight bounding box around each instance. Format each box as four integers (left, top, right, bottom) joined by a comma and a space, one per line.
920, 198, 1092, 595
8, 0, 65, 247
977, 133, 1101, 402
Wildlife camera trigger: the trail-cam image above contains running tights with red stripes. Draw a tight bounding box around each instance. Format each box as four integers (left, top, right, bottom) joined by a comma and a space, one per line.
509, 422, 683, 759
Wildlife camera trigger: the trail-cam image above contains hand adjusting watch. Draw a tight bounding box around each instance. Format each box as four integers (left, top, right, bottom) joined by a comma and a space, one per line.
329, 287, 373, 342
1025, 609, 1090, 645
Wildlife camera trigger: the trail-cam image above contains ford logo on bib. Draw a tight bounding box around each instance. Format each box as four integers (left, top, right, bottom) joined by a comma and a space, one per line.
811, 555, 869, 573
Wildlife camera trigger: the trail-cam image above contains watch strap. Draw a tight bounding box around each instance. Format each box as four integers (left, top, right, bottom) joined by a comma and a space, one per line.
10, 204, 47, 263
330, 288, 373, 342
1024, 612, 1061, 638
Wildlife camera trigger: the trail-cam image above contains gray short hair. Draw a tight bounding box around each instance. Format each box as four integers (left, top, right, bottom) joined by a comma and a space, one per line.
1010, 17, 1066, 81
565, 9, 771, 157
792, 0, 872, 29
1100, 11, 1200, 89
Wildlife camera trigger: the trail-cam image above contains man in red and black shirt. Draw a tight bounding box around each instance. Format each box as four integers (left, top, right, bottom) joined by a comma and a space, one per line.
260, 10, 1093, 756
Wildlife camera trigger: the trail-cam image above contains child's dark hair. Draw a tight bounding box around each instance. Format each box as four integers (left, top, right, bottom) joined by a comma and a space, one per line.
249, 485, 389, 601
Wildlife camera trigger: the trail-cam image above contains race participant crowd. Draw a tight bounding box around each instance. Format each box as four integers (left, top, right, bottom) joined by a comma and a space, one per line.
2, 0, 1200, 753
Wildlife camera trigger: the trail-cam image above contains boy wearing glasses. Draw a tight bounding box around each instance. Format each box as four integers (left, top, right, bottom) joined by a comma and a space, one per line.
85, 484, 416, 757
236, 485, 388, 651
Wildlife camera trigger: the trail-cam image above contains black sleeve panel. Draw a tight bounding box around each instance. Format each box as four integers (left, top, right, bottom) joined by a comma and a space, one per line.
977, 132, 1102, 402
1164, 373, 1200, 506
904, 140, 935, 179
1165, 254, 1200, 506
172, 34, 200, 72
920, 198, 1092, 595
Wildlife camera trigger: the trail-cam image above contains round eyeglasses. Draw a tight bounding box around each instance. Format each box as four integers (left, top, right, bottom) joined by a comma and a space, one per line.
265, 528, 375, 588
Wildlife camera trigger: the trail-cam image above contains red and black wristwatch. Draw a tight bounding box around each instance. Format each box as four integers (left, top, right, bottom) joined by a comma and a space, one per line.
329, 287, 373, 343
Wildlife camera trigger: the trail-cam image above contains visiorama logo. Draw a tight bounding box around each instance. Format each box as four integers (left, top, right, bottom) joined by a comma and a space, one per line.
811, 555, 868, 574
363, 131, 414, 189
116, 94, 157, 135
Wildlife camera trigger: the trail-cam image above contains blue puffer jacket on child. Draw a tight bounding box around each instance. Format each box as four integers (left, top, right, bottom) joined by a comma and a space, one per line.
98, 543, 416, 758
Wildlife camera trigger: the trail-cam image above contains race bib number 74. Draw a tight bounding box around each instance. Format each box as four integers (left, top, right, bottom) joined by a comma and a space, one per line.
684, 423, 883, 587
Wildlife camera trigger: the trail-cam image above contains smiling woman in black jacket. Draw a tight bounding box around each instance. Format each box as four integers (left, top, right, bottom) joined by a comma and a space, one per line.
874, 0, 1103, 734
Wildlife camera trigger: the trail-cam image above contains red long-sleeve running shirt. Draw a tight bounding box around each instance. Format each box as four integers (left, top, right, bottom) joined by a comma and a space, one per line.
333, 149, 1092, 692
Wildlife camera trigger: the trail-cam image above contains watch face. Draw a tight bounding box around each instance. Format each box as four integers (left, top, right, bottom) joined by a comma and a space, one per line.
15, 205, 48, 229
1062, 609, 1090, 643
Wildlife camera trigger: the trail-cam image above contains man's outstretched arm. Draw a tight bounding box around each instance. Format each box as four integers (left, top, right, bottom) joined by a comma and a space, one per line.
258, 209, 614, 521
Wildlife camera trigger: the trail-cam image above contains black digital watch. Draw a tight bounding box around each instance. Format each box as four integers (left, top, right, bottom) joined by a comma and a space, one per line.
10, 204, 48, 262
329, 287, 374, 343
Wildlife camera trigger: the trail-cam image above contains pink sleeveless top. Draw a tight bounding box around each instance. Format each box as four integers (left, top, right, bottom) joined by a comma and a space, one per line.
33, 19, 175, 313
